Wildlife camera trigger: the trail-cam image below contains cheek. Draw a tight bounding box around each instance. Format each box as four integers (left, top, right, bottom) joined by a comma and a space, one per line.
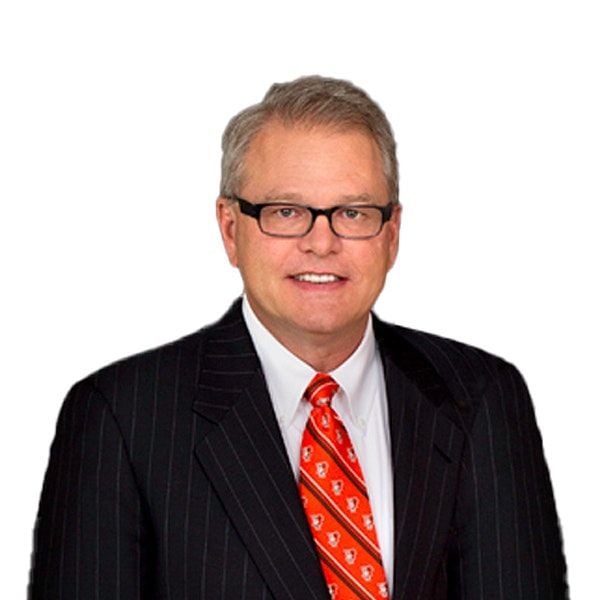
230, 224, 259, 270
237, 237, 287, 283
355, 243, 390, 275
372, 230, 398, 273
387, 219, 401, 268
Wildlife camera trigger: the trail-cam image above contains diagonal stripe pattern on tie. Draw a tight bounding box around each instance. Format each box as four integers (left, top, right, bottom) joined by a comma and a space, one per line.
299, 373, 389, 600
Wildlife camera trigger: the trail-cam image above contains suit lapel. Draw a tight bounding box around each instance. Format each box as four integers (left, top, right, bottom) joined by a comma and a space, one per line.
192, 301, 328, 600
375, 320, 465, 600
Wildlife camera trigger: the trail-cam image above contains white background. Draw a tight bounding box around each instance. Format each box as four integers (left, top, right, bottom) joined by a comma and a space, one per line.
2, 1, 598, 597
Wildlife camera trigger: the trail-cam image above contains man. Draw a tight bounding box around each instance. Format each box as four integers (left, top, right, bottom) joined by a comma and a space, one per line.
30, 76, 567, 599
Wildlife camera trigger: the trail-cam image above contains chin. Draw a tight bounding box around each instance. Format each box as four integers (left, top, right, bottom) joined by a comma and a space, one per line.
290, 314, 362, 338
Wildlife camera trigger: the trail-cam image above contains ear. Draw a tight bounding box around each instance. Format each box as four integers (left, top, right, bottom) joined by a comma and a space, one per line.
386, 203, 402, 271
216, 196, 239, 267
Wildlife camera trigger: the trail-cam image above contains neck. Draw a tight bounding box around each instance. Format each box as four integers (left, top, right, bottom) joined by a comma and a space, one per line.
248, 311, 368, 374
280, 330, 365, 373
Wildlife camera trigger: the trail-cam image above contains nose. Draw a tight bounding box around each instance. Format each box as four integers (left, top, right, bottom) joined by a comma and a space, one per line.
297, 214, 341, 256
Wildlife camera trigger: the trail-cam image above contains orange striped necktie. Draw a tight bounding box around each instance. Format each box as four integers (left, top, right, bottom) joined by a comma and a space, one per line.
299, 373, 389, 599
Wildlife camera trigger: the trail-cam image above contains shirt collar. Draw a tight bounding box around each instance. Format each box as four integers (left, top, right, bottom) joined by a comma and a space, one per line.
242, 295, 379, 431
331, 319, 379, 431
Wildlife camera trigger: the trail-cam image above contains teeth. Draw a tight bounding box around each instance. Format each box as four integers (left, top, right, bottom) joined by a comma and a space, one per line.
295, 273, 339, 283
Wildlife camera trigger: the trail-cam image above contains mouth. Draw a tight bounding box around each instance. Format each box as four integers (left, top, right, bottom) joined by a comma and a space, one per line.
292, 273, 345, 284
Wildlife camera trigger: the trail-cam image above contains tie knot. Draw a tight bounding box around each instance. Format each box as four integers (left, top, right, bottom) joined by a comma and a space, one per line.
304, 373, 339, 408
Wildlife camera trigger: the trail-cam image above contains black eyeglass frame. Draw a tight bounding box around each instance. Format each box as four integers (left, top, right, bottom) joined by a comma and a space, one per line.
231, 195, 395, 239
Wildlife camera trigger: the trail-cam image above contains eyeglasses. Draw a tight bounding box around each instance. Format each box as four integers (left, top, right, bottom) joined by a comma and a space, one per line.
231, 196, 395, 239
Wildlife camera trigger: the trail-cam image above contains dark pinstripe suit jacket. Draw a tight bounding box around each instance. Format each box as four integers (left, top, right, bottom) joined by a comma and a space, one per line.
30, 299, 567, 599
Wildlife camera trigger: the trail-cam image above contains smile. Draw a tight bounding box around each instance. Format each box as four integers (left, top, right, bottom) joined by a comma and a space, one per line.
293, 273, 342, 284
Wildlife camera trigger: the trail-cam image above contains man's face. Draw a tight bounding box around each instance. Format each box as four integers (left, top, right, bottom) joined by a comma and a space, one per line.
217, 121, 400, 350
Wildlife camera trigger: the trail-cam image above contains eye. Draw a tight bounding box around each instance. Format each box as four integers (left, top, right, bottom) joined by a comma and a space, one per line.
340, 207, 365, 220
276, 206, 297, 218
262, 204, 300, 220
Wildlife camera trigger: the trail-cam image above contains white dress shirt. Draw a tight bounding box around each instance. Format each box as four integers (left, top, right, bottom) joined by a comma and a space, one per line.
242, 297, 394, 587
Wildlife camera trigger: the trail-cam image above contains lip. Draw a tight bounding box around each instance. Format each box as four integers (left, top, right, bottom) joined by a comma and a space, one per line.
287, 272, 348, 291
291, 272, 346, 284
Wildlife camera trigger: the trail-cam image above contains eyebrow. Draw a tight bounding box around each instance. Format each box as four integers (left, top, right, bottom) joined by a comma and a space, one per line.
262, 192, 302, 202
261, 192, 377, 204
339, 193, 376, 204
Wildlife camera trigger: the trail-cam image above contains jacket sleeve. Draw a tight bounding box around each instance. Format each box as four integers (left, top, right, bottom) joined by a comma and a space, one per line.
447, 360, 568, 599
29, 379, 154, 599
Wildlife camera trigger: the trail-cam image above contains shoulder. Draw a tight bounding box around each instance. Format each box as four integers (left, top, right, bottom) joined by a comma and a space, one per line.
373, 316, 529, 420
375, 315, 518, 376
381, 320, 513, 371
67, 299, 247, 415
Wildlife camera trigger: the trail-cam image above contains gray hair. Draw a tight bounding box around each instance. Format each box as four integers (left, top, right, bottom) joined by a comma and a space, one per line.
220, 75, 399, 204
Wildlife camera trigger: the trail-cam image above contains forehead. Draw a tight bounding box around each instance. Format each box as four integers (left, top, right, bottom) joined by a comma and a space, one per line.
241, 121, 387, 202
